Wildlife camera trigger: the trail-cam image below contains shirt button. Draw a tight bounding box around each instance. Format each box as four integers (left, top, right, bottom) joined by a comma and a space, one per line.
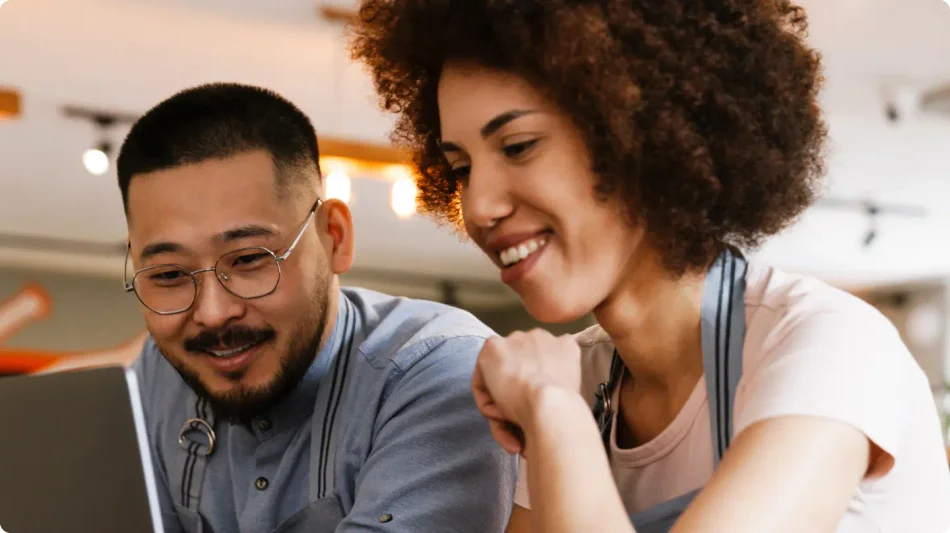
255, 477, 269, 491
256, 419, 271, 432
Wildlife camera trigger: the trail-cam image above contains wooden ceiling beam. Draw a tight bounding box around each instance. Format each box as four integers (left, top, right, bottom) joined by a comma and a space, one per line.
319, 5, 357, 24
0, 87, 21, 120
320, 137, 409, 165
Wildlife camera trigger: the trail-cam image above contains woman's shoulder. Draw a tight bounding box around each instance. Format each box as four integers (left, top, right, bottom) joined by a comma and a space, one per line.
570, 324, 618, 405
737, 260, 937, 483
574, 322, 613, 349
744, 259, 884, 319
743, 259, 904, 353
741, 259, 925, 395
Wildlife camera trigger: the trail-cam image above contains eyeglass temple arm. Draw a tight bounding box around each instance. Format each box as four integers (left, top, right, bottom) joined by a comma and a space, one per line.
278, 198, 322, 261
123, 243, 134, 291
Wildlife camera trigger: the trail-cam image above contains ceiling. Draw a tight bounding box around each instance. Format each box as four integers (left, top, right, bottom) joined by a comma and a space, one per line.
1, 0, 950, 292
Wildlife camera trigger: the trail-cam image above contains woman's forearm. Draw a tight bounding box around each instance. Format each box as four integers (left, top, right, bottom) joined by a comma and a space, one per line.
524, 386, 635, 533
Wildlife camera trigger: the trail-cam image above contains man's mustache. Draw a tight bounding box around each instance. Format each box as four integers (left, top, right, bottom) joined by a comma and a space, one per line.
184, 325, 276, 353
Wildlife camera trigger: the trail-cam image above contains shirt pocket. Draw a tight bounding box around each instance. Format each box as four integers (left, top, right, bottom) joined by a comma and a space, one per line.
272, 493, 346, 533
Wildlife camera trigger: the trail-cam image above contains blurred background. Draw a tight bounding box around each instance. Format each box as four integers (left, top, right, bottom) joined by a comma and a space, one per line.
1, 0, 950, 450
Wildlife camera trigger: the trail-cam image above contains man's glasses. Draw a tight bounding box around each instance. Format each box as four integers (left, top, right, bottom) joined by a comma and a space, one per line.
124, 198, 322, 315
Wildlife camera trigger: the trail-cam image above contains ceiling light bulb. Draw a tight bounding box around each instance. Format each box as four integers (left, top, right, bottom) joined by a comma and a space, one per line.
906, 304, 943, 348
391, 177, 418, 219
82, 148, 109, 176
326, 170, 352, 204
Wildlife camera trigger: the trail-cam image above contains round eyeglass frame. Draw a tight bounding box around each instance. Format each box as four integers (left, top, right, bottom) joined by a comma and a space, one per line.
123, 198, 322, 315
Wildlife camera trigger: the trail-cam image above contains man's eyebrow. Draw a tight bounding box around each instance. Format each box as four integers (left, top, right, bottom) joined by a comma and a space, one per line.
138, 225, 278, 262
139, 241, 183, 262
218, 225, 278, 242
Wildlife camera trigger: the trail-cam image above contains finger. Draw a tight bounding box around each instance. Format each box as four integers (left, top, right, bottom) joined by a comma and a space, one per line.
505, 330, 529, 351
557, 334, 582, 358
479, 402, 507, 421
471, 364, 495, 411
488, 419, 524, 455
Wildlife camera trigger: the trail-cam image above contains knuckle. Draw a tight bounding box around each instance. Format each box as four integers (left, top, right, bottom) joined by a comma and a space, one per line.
483, 336, 503, 350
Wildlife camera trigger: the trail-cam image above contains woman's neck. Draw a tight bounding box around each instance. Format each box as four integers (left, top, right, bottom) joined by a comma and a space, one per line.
593, 251, 707, 391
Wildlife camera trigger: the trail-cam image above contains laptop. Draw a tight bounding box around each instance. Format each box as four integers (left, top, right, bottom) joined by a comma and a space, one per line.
0, 366, 164, 533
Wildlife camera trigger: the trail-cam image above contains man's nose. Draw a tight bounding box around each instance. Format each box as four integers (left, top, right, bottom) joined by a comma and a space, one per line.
190, 272, 245, 329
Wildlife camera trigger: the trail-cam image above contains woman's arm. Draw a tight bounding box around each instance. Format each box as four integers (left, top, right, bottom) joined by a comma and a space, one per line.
522, 386, 635, 533
671, 415, 870, 533
514, 400, 869, 533
476, 329, 873, 533
522, 389, 871, 533
505, 505, 531, 533
472, 330, 635, 533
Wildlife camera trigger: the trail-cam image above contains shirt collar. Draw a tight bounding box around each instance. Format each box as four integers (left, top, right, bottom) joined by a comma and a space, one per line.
248, 290, 354, 437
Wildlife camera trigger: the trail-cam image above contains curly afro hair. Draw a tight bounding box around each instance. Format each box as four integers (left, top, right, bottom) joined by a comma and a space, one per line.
348, 0, 828, 274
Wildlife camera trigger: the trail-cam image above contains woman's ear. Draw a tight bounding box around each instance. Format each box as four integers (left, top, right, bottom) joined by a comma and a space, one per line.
320, 198, 355, 274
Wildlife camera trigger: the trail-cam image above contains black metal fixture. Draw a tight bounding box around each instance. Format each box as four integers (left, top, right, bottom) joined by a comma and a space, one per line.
61, 105, 140, 176
815, 197, 926, 249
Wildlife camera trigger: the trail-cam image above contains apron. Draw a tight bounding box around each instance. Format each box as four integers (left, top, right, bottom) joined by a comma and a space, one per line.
171, 302, 359, 533
592, 249, 748, 533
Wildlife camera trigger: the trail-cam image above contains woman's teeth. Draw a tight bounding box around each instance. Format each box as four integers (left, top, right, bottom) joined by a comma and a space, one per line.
499, 236, 548, 267
209, 344, 253, 358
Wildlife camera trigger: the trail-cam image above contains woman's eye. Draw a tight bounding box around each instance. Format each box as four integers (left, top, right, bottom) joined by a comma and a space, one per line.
450, 166, 471, 182
503, 139, 539, 158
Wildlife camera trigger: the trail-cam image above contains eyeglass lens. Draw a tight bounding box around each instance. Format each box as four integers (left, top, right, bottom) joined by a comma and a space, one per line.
132, 247, 280, 313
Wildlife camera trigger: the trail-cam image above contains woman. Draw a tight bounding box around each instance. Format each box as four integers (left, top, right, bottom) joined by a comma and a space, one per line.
349, 2, 950, 532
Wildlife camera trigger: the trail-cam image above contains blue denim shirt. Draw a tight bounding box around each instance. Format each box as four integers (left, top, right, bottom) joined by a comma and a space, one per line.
132, 287, 518, 532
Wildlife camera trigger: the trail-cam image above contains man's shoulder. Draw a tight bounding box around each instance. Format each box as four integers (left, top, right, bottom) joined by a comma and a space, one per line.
343, 286, 496, 371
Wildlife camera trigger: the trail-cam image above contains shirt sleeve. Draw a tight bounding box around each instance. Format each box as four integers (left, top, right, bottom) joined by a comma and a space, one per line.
513, 457, 532, 509
131, 350, 185, 533
735, 300, 925, 478
335, 335, 519, 532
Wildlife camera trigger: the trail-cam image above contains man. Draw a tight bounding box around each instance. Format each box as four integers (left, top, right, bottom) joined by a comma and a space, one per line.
117, 82, 517, 532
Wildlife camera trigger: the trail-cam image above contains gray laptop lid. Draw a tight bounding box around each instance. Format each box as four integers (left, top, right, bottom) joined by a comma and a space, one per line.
0, 366, 164, 533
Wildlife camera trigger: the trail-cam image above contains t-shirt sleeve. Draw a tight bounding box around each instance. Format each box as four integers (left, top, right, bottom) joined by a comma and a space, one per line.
735, 300, 924, 478
513, 456, 532, 509
336, 335, 519, 532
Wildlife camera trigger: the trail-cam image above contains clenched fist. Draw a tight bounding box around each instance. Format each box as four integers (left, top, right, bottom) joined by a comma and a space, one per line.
472, 328, 583, 456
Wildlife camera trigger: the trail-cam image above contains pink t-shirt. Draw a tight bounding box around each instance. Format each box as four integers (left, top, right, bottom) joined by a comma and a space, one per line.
514, 261, 950, 532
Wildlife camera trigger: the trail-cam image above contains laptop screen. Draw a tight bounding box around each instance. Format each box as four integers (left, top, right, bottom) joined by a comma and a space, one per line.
0, 366, 164, 533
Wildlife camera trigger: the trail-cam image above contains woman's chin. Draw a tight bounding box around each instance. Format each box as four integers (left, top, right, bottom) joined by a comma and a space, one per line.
522, 294, 594, 325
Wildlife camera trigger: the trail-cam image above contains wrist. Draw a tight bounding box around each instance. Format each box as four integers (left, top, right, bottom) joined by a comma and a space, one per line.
524, 385, 590, 436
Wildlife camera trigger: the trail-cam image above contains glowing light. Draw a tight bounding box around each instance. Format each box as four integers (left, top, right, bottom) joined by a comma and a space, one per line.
906, 304, 943, 348
390, 178, 418, 219
325, 170, 352, 203
82, 148, 109, 176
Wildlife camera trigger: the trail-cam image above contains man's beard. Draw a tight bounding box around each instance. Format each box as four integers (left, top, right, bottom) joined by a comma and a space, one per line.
161, 282, 330, 424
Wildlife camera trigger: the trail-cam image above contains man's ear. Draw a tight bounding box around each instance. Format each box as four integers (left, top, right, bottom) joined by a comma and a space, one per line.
320, 198, 355, 275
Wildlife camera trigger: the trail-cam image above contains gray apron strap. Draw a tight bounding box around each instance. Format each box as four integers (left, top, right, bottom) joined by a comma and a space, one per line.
309, 298, 358, 501
700, 249, 747, 465
176, 395, 217, 512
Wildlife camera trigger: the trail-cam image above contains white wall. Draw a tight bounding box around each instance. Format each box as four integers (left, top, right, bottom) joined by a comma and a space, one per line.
860, 282, 950, 439
0, 267, 144, 351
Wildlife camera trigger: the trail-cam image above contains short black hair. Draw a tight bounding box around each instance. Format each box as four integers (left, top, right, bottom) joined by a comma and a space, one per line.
116, 82, 322, 215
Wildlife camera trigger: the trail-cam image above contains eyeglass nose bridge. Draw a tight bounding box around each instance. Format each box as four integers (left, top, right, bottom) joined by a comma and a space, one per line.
191, 265, 232, 289
182, 265, 239, 312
